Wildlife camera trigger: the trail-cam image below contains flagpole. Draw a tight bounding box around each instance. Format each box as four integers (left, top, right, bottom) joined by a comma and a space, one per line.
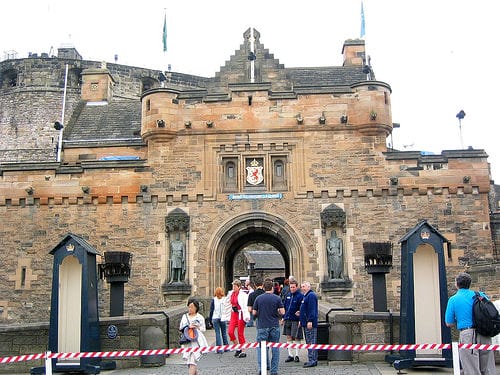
360, 1, 370, 80
162, 9, 167, 73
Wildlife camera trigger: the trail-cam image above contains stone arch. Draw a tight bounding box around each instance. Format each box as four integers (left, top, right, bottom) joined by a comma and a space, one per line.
208, 211, 305, 291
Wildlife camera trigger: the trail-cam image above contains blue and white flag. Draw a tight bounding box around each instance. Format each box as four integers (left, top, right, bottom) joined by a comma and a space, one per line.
162, 14, 167, 52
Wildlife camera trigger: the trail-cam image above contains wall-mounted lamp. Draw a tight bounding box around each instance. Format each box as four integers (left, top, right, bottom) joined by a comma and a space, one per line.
25, 187, 34, 195
82, 186, 90, 194
340, 114, 348, 124
206, 120, 214, 128
390, 176, 398, 186
296, 113, 304, 125
370, 110, 377, 121
319, 112, 326, 125
463, 176, 471, 183
156, 119, 165, 128
140, 185, 148, 192
53, 121, 64, 130
184, 121, 192, 128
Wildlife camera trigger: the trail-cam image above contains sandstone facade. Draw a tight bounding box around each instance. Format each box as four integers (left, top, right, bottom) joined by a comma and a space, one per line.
0, 29, 498, 324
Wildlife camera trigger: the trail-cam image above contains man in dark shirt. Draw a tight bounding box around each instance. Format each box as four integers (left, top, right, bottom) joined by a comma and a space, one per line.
252, 279, 285, 375
247, 277, 265, 327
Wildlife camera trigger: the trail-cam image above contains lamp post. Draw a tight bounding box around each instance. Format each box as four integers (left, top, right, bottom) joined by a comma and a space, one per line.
364, 242, 393, 312
100, 251, 132, 317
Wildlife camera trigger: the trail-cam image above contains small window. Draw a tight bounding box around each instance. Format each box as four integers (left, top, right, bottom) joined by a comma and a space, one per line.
227, 162, 235, 178
146, 99, 151, 111
21, 267, 26, 288
271, 156, 287, 191
275, 161, 283, 177
222, 158, 238, 192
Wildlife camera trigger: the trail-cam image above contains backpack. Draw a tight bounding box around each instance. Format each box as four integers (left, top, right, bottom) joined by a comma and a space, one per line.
472, 292, 500, 337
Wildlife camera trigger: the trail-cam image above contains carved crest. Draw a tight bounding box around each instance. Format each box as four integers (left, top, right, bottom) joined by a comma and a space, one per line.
246, 158, 264, 185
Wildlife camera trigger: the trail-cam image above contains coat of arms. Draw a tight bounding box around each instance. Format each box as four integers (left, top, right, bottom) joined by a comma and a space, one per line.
246, 159, 264, 185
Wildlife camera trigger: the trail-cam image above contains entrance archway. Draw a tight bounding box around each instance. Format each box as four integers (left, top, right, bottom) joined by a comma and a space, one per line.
208, 211, 305, 292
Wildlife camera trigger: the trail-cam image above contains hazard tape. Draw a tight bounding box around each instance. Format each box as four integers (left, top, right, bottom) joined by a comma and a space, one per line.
1, 342, 498, 364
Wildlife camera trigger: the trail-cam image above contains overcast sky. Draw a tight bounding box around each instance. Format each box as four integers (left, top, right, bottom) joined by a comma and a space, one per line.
2, 0, 499, 181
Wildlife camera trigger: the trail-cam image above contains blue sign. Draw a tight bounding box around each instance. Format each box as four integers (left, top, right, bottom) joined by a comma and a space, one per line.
228, 193, 283, 200
107, 324, 118, 339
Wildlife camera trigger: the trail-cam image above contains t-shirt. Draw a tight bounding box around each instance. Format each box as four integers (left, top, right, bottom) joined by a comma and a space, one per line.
445, 288, 479, 330
253, 292, 284, 328
247, 288, 265, 308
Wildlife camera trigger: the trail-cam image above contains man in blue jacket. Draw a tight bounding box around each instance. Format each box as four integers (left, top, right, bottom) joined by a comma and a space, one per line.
299, 281, 318, 368
282, 279, 303, 363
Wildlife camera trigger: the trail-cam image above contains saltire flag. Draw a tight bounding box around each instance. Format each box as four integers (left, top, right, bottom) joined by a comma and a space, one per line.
162, 14, 167, 52
360, 1, 366, 38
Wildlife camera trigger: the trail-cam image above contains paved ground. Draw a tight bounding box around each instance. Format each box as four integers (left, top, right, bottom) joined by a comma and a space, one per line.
102, 326, 499, 375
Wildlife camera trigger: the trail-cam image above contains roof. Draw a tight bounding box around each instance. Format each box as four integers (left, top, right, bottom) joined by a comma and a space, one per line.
49, 233, 100, 255
245, 250, 285, 270
64, 100, 142, 144
285, 66, 367, 87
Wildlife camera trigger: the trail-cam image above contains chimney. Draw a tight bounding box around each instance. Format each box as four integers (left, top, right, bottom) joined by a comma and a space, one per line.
342, 39, 366, 66
81, 62, 115, 102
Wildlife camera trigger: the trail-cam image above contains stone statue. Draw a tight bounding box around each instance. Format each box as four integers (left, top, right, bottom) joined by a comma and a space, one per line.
326, 230, 343, 279
169, 232, 185, 283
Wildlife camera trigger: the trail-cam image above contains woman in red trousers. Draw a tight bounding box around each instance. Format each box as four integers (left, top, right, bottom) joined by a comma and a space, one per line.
226, 279, 250, 357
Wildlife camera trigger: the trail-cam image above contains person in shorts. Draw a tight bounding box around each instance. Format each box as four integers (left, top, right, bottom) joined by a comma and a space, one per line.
282, 279, 304, 363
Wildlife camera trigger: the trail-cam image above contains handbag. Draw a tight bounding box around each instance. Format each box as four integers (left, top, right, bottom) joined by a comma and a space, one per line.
179, 330, 190, 345
179, 314, 190, 345
205, 317, 213, 330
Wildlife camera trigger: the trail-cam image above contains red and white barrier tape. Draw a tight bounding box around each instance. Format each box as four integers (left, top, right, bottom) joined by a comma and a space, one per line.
1, 342, 498, 364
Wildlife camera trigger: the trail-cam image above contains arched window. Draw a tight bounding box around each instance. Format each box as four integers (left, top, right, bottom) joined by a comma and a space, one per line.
227, 162, 235, 179
272, 156, 287, 191
222, 157, 238, 192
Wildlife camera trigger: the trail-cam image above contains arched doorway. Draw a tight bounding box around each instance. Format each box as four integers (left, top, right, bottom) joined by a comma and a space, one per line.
208, 211, 305, 292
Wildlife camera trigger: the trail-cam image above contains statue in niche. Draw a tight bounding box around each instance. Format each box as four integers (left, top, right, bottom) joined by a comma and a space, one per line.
326, 230, 344, 279
169, 232, 186, 283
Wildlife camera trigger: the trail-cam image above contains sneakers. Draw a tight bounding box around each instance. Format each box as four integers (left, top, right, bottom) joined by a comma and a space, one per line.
303, 361, 317, 368
294, 356, 300, 362
285, 356, 294, 363
237, 352, 247, 358
234, 350, 241, 357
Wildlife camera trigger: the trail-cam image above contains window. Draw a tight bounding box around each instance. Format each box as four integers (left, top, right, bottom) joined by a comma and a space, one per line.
222, 157, 238, 192
271, 156, 287, 191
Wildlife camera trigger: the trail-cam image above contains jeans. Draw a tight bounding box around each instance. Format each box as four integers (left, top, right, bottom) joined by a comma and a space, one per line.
303, 327, 318, 364
256, 326, 280, 374
212, 319, 229, 348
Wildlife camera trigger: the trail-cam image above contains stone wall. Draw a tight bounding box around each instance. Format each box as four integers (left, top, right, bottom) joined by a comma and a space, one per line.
0, 313, 169, 374
0, 167, 498, 323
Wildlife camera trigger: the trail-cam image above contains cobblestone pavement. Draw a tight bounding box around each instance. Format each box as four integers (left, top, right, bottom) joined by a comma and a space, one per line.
103, 327, 472, 375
